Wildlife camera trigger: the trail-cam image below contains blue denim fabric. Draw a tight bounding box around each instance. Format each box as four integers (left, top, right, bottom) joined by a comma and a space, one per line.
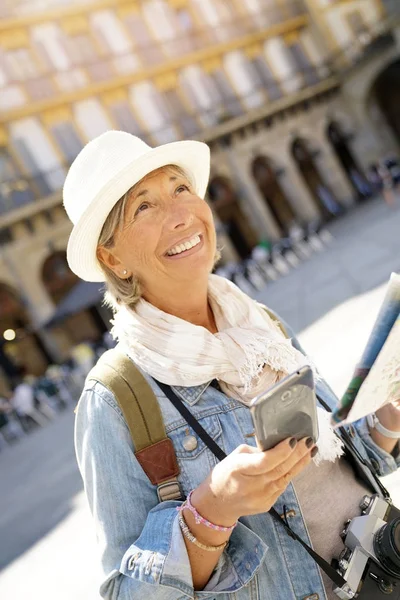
75, 328, 399, 600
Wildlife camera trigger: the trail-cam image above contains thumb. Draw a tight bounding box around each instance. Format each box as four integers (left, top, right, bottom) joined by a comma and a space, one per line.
231, 443, 261, 456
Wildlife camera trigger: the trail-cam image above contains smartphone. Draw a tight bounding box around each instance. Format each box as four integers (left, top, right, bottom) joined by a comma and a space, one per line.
249, 365, 319, 452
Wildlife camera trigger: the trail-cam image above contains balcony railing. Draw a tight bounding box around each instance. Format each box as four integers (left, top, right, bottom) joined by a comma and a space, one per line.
0, 63, 333, 223
0, 11, 394, 224
0, 2, 308, 114
0, 0, 97, 20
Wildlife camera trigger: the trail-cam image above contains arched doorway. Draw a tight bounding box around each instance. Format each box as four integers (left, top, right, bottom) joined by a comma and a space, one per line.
327, 120, 370, 200
42, 251, 79, 305
208, 176, 259, 260
371, 59, 400, 144
42, 251, 108, 348
291, 137, 342, 220
0, 283, 50, 380
252, 155, 297, 237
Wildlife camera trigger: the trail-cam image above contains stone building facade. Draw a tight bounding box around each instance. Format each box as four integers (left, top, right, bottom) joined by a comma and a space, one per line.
0, 0, 399, 384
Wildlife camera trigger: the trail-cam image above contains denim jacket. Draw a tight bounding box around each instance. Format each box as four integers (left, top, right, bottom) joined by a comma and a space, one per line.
75, 324, 400, 600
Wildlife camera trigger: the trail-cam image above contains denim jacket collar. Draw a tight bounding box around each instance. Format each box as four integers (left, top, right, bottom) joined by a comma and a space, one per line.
170, 381, 213, 406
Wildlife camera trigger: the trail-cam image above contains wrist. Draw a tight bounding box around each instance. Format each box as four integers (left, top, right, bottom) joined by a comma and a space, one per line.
375, 404, 400, 433
368, 410, 400, 454
191, 481, 240, 529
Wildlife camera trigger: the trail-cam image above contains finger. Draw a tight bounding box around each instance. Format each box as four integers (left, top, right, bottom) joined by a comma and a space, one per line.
231, 443, 261, 456
264, 437, 315, 480
236, 437, 298, 476
264, 451, 313, 499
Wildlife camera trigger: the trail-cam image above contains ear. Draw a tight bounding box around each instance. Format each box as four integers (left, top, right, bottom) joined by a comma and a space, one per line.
97, 245, 124, 277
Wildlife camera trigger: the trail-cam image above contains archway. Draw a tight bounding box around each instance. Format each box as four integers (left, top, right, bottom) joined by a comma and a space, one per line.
252, 155, 297, 237
291, 137, 342, 220
327, 121, 370, 200
42, 251, 108, 347
371, 59, 400, 144
208, 176, 259, 260
0, 283, 50, 379
42, 251, 79, 305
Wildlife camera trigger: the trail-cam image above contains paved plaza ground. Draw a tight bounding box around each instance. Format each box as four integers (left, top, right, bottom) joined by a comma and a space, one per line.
0, 195, 400, 600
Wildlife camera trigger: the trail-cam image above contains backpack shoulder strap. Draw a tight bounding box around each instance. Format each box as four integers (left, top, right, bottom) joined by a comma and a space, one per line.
84, 348, 182, 502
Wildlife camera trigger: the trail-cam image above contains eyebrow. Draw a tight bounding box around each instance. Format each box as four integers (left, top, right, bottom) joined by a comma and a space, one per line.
134, 176, 179, 199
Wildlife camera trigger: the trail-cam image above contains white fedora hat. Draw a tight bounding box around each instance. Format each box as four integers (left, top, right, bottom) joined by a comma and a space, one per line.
64, 130, 211, 282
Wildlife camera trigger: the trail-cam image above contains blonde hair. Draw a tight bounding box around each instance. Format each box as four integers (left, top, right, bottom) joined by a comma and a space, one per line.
98, 164, 211, 312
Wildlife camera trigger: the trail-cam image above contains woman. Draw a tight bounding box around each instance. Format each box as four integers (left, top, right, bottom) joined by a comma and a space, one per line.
66, 131, 400, 600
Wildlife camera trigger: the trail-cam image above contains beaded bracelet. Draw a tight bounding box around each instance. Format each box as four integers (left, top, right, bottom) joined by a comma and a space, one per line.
177, 490, 237, 532
178, 511, 227, 552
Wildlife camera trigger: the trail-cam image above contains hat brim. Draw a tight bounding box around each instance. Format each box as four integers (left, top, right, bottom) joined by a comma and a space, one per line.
67, 140, 210, 282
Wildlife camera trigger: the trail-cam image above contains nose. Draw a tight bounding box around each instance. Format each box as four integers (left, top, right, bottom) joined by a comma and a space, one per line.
165, 202, 194, 231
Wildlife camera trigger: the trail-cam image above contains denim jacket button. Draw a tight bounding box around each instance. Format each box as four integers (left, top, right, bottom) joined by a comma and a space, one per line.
182, 435, 198, 451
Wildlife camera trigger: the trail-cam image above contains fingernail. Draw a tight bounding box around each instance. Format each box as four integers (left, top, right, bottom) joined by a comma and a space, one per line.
311, 446, 318, 458
305, 437, 314, 448
289, 437, 297, 449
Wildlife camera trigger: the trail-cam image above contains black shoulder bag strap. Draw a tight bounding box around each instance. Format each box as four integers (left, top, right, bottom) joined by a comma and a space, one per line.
155, 380, 351, 590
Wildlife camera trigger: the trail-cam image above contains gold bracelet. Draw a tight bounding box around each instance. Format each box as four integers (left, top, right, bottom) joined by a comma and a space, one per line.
178, 511, 227, 552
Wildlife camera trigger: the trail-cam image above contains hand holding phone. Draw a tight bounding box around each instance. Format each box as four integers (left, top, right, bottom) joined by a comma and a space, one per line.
250, 366, 319, 452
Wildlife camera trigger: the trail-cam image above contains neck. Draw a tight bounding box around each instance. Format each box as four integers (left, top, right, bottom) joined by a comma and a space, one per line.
144, 279, 217, 333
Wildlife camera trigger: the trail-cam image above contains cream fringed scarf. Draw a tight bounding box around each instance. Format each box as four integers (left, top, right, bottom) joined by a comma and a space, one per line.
111, 274, 343, 464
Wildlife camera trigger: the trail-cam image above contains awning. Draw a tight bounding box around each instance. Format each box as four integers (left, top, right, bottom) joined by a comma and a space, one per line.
45, 280, 104, 328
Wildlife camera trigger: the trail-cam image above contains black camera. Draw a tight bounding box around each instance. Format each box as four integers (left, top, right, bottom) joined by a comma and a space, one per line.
332, 494, 400, 598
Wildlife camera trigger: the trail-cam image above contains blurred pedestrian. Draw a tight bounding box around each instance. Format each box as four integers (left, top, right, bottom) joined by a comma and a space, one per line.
11, 371, 52, 430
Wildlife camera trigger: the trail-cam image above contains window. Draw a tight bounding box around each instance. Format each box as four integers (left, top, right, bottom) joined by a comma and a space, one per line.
90, 10, 133, 56
64, 34, 98, 65
73, 99, 113, 141
10, 118, 66, 194
31, 23, 71, 71
190, 0, 241, 42
108, 102, 146, 138
4, 49, 40, 80
223, 51, 264, 109
129, 81, 178, 143
123, 12, 164, 65
242, 0, 283, 28
0, 150, 34, 214
251, 57, 282, 100
288, 43, 318, 86
25, 76, 55, 101
211, 69, 243, 118
50, 122, 83, 165
163, 90, 199, 137
263, 37, 302, 94
179, 66, 220, 127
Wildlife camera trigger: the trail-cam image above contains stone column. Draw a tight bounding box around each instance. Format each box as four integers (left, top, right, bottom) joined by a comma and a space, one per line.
277, 144, 321, 222
223, 142, 282, 242
312, 127, 355, 207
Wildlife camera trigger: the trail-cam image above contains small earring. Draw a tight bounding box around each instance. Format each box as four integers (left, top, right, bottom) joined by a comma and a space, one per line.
122, 269, 128, 275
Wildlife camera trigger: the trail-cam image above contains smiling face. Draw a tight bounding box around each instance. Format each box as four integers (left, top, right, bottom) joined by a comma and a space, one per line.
98, 165, 217, 305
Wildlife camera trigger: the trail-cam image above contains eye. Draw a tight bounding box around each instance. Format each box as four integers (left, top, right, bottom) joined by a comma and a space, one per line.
176, 184, 190, 194
134, 202, 150, 216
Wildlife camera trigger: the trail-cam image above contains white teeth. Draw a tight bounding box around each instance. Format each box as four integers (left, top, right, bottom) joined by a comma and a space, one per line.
167, 235, 201, 256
